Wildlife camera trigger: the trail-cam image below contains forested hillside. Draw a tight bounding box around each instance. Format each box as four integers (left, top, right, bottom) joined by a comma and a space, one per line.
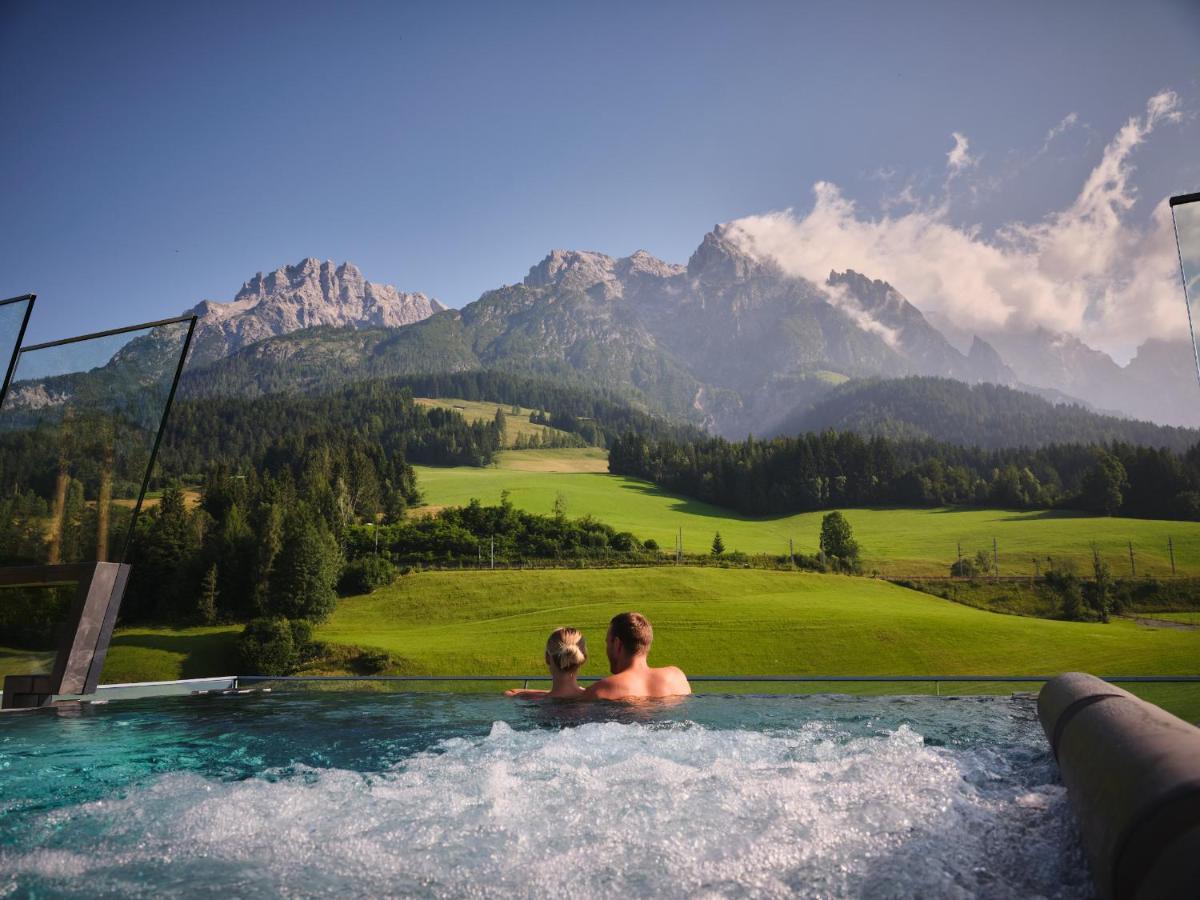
773, 377, 1199, 452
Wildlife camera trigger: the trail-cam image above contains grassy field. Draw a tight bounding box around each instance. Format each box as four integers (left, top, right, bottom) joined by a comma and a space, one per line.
413, 451, 1200, 577
75, 568, 1200, 720
414, 397, 580, 449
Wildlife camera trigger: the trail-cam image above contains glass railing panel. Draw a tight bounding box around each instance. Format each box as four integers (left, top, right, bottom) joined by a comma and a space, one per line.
0, 295, 34, 406
0, 317, 195, 568
1172, 194, 1200, 389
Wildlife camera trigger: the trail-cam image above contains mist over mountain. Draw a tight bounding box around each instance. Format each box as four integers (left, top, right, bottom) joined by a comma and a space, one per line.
179, 222, 1200, 443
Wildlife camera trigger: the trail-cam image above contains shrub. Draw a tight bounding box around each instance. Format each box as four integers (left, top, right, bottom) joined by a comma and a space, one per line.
643, 538, 659, 552
950, 557, 977, 578
338, 554, 398, 596
355, 649, 392, 674
610, 531, 640, 553
238, 617, 297, 675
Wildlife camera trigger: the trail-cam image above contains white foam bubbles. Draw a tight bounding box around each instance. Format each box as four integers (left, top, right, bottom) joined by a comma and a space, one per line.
0, 719, 1089, 898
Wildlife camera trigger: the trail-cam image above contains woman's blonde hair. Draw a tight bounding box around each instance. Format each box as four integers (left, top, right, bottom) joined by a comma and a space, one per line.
545, 627, 587, 673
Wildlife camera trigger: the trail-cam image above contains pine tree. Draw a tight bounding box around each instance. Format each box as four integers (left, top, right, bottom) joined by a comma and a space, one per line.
198, 563, 219, 625
267, 507, 343, 623
711, 531, 725, 556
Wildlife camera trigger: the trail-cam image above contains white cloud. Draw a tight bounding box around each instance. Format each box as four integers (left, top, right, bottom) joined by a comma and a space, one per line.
1040, 112, 1080, 152
946, 132, 975, 174
725, 91, 1185, 362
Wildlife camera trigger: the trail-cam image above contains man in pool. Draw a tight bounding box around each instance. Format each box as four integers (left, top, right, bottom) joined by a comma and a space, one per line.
583, 611, 691, 700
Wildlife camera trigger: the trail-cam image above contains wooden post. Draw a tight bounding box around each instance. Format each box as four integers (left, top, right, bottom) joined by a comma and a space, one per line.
789, 538, 795, 568
490, 534, 494, 570
956, 541, 962, 576
993, 537, 999, 580
1128, 540, 1136, 578
1169, 536, 1176, 576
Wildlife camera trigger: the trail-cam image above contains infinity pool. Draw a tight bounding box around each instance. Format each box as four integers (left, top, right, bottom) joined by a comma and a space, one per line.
0, 692, 1089, 898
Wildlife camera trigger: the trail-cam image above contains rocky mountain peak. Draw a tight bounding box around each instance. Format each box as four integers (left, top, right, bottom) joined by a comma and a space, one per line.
686, 225, 769, 283
966, 335, 1016, 383
827, 270, 908, 315
186, 258, 444, 366
524, 250, 618, 292
524, 248, 683, 301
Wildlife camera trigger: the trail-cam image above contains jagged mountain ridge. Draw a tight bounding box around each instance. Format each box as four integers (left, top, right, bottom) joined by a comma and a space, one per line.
185, 257, 445, 366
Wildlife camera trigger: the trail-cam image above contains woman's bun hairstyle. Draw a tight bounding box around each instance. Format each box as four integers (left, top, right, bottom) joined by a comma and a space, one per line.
546, 627, 587, 673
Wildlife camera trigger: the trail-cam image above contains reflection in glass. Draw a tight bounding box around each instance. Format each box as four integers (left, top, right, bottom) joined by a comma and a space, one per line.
1171, 195, 1200, 388
0, 318, 195, 568
0, 295, 34, 406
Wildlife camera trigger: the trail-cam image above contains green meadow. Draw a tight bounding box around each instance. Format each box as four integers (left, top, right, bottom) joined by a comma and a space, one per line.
84, 568, 1200, 720
413, 397, 577, 449
413, 451, 1200, 577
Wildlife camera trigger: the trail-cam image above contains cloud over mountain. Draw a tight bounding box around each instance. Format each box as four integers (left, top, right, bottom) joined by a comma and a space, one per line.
723, 91, 1185, 362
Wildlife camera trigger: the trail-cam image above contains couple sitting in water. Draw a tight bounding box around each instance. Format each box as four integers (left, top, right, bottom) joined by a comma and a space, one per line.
506, 612, 691, 701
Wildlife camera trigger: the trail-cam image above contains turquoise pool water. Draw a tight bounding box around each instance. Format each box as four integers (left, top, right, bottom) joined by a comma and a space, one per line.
0, 692, 1089, 898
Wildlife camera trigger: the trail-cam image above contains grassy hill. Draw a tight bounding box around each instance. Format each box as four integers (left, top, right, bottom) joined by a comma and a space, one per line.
91, 568, 1200, 719
413, 397, 580, 449
412, 452, 1200, 577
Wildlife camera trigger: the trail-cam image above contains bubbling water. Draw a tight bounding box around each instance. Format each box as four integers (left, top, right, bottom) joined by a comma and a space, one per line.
1, 713, 1089, 898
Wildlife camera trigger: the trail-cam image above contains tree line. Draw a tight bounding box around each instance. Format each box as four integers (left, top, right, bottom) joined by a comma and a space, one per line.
608, 430, 1200, 520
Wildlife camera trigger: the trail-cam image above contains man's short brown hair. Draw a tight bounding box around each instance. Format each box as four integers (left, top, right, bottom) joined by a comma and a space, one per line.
609, 611, 653, 655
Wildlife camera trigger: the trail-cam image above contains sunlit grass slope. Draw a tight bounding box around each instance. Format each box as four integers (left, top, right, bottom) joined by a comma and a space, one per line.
414, 455, 1200, 577
414, 397, 578, 448
88, 569, 1200, 718
321, 569, 1200, 718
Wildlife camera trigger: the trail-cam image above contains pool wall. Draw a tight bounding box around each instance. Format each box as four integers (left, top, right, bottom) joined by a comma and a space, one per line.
1039, 672, 1200, 899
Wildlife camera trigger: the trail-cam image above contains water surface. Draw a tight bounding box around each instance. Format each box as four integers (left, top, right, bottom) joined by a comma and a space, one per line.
0, 692, 1089, 898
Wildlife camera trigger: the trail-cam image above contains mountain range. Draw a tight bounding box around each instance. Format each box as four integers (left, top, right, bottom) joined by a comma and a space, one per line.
173, 227, 1200, 438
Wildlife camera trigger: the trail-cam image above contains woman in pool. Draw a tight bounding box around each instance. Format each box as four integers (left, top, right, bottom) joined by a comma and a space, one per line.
504, 627, 587, 700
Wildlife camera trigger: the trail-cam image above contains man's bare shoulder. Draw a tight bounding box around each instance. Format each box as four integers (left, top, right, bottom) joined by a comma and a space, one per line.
652, 665, 692, 695
582, 676, 629, 700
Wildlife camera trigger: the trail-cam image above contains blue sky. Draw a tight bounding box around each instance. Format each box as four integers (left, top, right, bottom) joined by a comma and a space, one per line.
2, 0, 1198, 346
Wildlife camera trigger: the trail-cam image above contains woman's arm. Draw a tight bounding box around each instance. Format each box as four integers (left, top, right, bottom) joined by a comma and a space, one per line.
504, 688, 549, 698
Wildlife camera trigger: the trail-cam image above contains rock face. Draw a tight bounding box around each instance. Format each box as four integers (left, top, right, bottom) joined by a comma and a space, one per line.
186, 258, 444, 365
826, 269, 1016, 385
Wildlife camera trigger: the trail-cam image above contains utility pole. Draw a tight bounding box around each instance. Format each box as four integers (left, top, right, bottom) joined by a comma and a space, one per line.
1128, 540, 1136, 578
992, 537, 999, 580
1169, 536, 1177, 576
1032, 556, 1039, 583
789, 538, 795, 568
956, 541, 962, 576
490, 534, 494, 570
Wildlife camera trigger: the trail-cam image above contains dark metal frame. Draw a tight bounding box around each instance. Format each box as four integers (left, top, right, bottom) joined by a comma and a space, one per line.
0, 315, 196, 708
1170, 193, 1200, 390
0, 294, 35, 410
0, 563, 131, 707
7, 314, 197, 563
